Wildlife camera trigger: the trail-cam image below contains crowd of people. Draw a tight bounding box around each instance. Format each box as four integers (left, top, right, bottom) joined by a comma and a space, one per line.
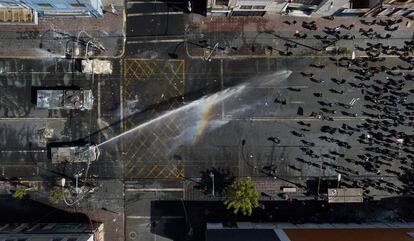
269, 17, 414, 198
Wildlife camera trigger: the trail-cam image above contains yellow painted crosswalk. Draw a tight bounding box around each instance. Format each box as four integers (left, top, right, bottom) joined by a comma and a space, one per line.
123, 58, 185, 179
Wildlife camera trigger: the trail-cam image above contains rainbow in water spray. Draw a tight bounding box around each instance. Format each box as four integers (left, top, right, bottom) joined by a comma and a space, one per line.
188, 84, 252, 144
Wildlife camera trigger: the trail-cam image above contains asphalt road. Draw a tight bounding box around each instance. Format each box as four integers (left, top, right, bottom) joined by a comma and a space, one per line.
0, 58, 123, 179
125, 0, 187, 57
2, 4, 414, 241
178, 57, 413, 197
121, 11, 414, 240
0, 57, 125, 241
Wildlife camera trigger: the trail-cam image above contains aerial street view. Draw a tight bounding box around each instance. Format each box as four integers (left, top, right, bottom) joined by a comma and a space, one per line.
1, 0, 414, 240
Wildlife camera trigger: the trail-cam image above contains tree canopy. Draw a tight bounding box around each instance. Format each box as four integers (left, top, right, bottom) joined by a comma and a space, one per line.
12, 188, 27, 199
224, 177, 262, 216
49, 187, 65, 204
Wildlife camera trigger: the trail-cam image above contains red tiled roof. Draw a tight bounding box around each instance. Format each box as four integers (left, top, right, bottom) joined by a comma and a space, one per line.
284, 228, 414, 241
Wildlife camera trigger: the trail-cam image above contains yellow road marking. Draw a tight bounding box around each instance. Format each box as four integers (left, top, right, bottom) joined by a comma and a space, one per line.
123, 58, 185, 179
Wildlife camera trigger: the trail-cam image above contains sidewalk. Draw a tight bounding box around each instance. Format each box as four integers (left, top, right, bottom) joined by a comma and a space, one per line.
184, 177, 310, 201
29, 179, 125, 241
186, 14, 413, 59
0, 5, 125, 59
191, 15, 412, 33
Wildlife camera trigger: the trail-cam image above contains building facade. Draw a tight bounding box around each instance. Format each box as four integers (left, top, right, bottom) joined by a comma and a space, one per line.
206, 0, 414, 18
0, 0, 103, 18
206, 0, 331, 17
364, 0, 414, 17
0, 223, 104, 241
20, 0, 103, 17
0, 0, 36, 24
207, 0, 282, 16
207, 222, 414, 241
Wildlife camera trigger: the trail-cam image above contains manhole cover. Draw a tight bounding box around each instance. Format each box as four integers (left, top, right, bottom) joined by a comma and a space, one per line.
129, 231, 137, 240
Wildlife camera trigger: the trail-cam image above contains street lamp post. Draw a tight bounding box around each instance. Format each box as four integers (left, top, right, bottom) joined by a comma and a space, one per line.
75, 174, 78, 193
204, 43, 219, 62
60, 178, 66, 188
337, 173, 341, 188
209, 172, 215, 197
74, 173, 83, 194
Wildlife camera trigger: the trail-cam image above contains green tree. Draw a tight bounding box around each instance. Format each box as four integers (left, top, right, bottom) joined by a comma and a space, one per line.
224, 177, 263, 216
49, 187, 65, 204
12, 188, 27, 199
337, 47, 351, 55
